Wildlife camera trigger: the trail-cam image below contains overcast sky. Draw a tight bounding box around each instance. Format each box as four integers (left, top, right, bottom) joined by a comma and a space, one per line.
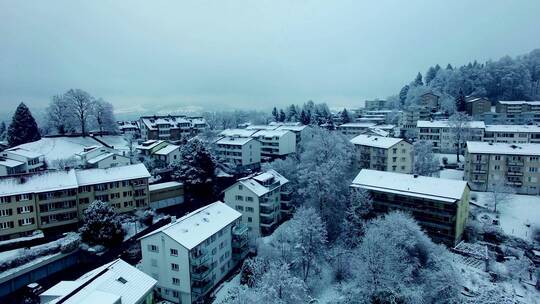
1, 0, 540, 114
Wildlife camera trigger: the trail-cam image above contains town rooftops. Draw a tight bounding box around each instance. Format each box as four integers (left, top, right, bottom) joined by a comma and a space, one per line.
466, 141, 540, 156
140, 115, 192, 130
234, 169, 289, 196
466, 97, 489, 103
86, 152, 117, 165
246, 125, 278, 131
339, 122, 377, 128
5, 147, 42, 159
216, 136, 255, 146
136, 140, 165, 150
498, 100, 540, 105
75, 163, 150, 186
41, 259, 156, 304
154, 144, 180, 155
148, 181, 183, 192
484, 124, 540, 133
251, 129, 292, 138
219, 129, 257, 137
350, 134, 404, 149
140, 201, 241, 250
351, 169, 467, 203
0, 170, 79, 196
416, 120, 486, 129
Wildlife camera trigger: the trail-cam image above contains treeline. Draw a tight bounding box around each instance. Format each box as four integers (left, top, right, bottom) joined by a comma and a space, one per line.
397, 49, 540, 108
271, 100, 352, 126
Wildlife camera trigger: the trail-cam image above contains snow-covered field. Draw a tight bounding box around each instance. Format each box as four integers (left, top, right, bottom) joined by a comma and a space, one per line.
439, 168, 463, 180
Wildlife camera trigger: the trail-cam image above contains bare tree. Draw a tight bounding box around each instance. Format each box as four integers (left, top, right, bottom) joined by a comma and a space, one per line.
487, 177, 515, 213
63, 89, 95, 137
448, 112, 472, 162
46, 95, 75, 135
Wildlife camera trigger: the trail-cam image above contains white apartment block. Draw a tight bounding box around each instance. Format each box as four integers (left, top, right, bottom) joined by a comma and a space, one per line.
153, 144, 182, 164
139, 202, 248, 304
136, 140, 169, 156
0, 148, 45, 176
350, 135, 413, 173
338, 122, 377, 137
117, 120, 140, 137
139, 115, 207, 141
483, 125, 540, 144
40, 259, 156, 304
464, 142, 540, 195
219, 129, 296, 158
76, 146, 130, 169
223, 170, 291, 239
214, 137, 261, 170
417, 120, 485, 153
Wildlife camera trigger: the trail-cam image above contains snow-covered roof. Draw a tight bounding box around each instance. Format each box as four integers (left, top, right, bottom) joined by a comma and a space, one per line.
219, 129, 257, 137
363, 128, 389, 137
498, 100, 540, 105
416, 120, 486, 129
86, 153, 118, 165
5, 147, 42, 159
76, 163, 150, 186
371, 124, 395, 130
136, 140, 165, 150
466, 97, 489, 103
246, 125, 278, 130
0, 170, 78, 196
251, 129, 292, 138
140, 201, 241, 250
351, 169, 467, 203
0, 158, 24, 168
484, 124, 540, 133
350, 135, 404, 149
42, 259, 156, 304
235, 169, 289, 196
140, 116, 191, 130
466, 141, 540, 156
339, 122, 377, 128
149, 181, 183, 191
12, 137, 104, 163
216, 136, 255, 146
154, 144, 179, 155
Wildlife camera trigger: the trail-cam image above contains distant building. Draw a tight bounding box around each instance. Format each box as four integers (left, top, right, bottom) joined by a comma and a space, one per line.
40, 259, 156, 304
250, 130, 296, 158
417, 120, 485, 153
350, 135, 413, 173
139, 202, 248, 304
464, 141, 540, 195
76, 146, 130, 169
351, 169, 470, 246
0, 163, 150, 241
338, 122, 377, 138
136, 140, 169, 157
480, 112, 540, 125
466, 97, 491, 116
223, 170, 292, 239
248, 122, 308, 144
117, 120, 140, 137
364, 99, 389, 110
0, 148, 45, 176
496, 100, 540, 114
214, 137, 261, 171
420, 92, 440, 110
483, 125, 540, 144
399, 106, 432, 136
139, 115, 207, 141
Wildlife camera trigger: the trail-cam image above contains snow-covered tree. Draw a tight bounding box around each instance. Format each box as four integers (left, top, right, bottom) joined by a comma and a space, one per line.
341, 188, 373, 247
278, 109, 286, 122
272, 107, 279, 122
399, 84, 409, 106
7, 102, 41, 147
93, 99, 118, 135
425, 66, 438, 85
413, 140, 440, 177
46, 95, 76, 135
257, 261, 308, 303
79, 200, 125, 247
466, 287, 515, 304
340, 108, 351, 124
0, 121, 6, 141
286, 104, 298, 122
487, 177, 515, 213
63, 89, 96, 137
299, 109, 310, 125
240, 257, 269, 287
448, 112, 472, 162
413, 72, 424, 86
456, 89, 466, 112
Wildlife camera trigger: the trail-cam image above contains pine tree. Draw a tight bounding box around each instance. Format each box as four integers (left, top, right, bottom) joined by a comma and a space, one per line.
340, 108, 351, 124
0, 122, 6, 140
299, 109, 310, 125
413, 72, 424, 86
399, 85, 409, 105
79, 200, 125, 247
446, 63, 453, 70
287, 104, 298, 122
456, 89, 466, 112
272, 107, 279, 122
278, 109, 286, 122
425, 66, 437, 85
7, 102, 41, 147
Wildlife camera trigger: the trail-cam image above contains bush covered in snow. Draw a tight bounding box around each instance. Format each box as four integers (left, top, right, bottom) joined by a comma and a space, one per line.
79, 200, 125, 247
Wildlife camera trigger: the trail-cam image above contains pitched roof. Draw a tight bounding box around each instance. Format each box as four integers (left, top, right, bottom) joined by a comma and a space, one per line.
350, 134, 404, 149
0, 158, 24, 168
140, 202, 241, 250
219, 129, 257, 137
251, 129, 293, 138
466, 141, 540, 156
154, 144, 180, 155
216, 136, 255, 146
5, 147, 42, 159
0, 170, 79, 196
236, 169, 289, 196
351, 169, 467, 203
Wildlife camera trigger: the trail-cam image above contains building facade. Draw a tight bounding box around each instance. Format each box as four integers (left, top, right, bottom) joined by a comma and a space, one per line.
351, 169, 470, 246
139, 202, 248, 304
338, 122, 377, 137
250, 130, 296, 158
0, 148, 45, 177
417, 120, 485, 153
350, 135, 413, 173
466, 97, 492, 117
464, 142, 540, 195
483, 125, 540, 144
139, 115, 207, 141
214, 137, 261, 170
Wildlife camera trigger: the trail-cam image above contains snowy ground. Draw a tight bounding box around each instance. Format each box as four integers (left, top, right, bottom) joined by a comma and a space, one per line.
94, 135, 131, 156
439, 169, 464, 180
473, 191, 540, 242
212, 273, 241, 303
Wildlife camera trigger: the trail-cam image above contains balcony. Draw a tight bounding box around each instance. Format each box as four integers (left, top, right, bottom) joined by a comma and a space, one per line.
191, 264, 211, 281
507, 171, 523, 176
260, 217, 276, 227
190, 250, 210, 266
260, 206, 274, 217
191, 279, 212, 296
507, 161, 524, 166
232, 223, 248, 237
260, 198, 274, 207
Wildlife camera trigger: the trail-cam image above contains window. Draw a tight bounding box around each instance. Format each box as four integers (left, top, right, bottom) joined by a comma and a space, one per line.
0, 209, 13, 217
20, 194, 31, 201
170, 248, 178, 256
236, 205, 244, 211
0, 221, 14, 229
171, 263, 179, 271
172, 291, 179, 298
148, 244, 159, 252
245, 207, 254, 213
247, 217, 252, 223
172, 278, 180, 285
238, 185, 243, 190
18, 218, 34, 226
246, 196, 254, 202
235, 195, 244, 201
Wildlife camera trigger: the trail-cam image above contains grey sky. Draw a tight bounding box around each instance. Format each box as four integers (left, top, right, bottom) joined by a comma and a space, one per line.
1, 0, 540, 114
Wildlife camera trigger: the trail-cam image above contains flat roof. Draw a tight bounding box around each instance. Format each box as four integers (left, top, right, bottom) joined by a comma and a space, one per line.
75, 163, 150, 186
5, 147, 42, 159
339, 122, 377, 128
351, 169, 467, 203
417, 120, 486, 129
216, 136, 255, 146
149, 181, 183, 191
466, 141, 540, 156
484, 125, 540, 133
0, 158, 24, 168
251, 129, 292, 137
154, 144, 179, 155
0, 170, 79, 196
350, 134, 404, 149
219, 129, 257, 137
498, 100, 540, 105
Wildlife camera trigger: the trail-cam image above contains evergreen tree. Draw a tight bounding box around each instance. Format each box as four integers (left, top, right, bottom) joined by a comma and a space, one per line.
425, 66, 437, 85
446, 63, 453, 70
399, 85, 409, 105
272, 107, 279, 122
413, 72, 424, 86
0, 122, 6, 140
456, 89, 466, 112
79, 201, 125, 247
299, 109, 310, 125
287, 104, 298, 122
340, 108, 351, 124
7, 102, 41, 147
278, 109, 286, 122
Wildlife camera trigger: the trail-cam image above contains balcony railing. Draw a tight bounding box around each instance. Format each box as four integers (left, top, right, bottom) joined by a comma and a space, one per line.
507, 171, 523, 176
260, 206, 274, 216
260, 198, 273, 207
191, 279, 212, 296
191, 265, 211, 281
190, 250, 210, 266
232, 224, 248, 237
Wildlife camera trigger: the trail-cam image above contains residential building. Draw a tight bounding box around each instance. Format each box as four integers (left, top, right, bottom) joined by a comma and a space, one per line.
420, 92, 440, 109
251, 130, 296, 158
219, 129, 258, 138
0, 148, 45, 176
483, 125, 540, 144
0, 163, 150, 241
153, 144, 181, 164
464, 142, 540, 194
364, 99, 389, 110
338, 122, 377, 137
149, 181, 184, 210
214, 137, 261, 170
417, 120, 485, 153
139, 115, 207, 141
76, 146, 130, 169
249, 122, 308, 144
40, 259, 156, 304
466, 97, 492, 117
139, 202, 248, 303
223, 170, 291, 239
350, 135, 413, 173
136, 140, 169, 157
351, 169, 470, 246
496, 100, 540, 114
117, 120, 140, 137
399, 106, 432, 136
481, 112, 540, 125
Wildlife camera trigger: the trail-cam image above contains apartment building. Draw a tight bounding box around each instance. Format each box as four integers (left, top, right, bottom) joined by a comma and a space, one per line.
417, 120, 485, 153
351, 169, 470, 246
136, 140, 169, 156
464, 142, 540, 195
139, 202, 248, 304
399, 106, 432, 136
149, 181, 184, 210
480, 112, 540, 125
364, 99, 390, 110
496, 100, 540, 114
76, 146, 130, 169
420, 92, 440, 109
338, 122, 377, 137
223, 170, 291, 239
466, 97, 492, 116
214, 136, 261, 170
0, 148, 45, 176
117, 120, 140, 137
153, 144, 181, 164
245, 123, 308, 144
0, 163, 150, 241
139, 115, 207, 141
350, 135, 413, 173
251, 130, 296, 158
483, 125, 540, 144
40, 259, 156, 304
